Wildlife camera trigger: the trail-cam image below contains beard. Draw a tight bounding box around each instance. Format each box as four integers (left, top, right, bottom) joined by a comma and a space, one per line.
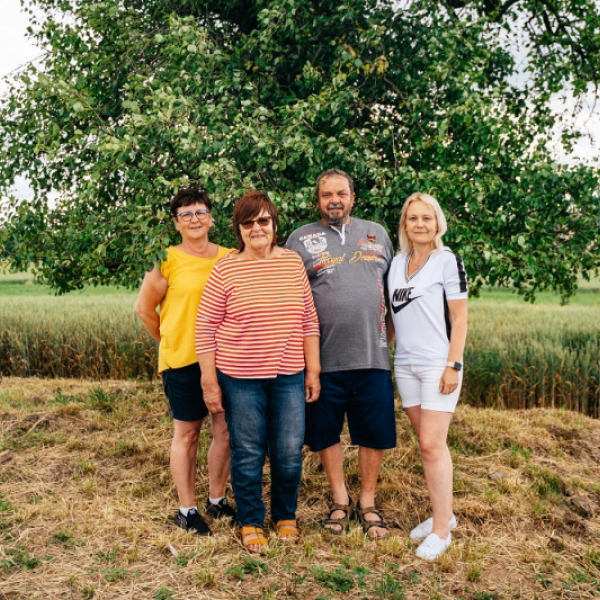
321, 204, 349, 226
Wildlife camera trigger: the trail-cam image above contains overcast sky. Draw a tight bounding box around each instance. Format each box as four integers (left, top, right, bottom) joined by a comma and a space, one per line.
1, 0, 598, 203
1, 0, 40, 200
0, 1, 39, 82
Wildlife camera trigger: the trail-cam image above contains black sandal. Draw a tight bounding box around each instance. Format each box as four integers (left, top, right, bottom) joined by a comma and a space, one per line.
323, 497, 353, 535
356, 501, 390, 539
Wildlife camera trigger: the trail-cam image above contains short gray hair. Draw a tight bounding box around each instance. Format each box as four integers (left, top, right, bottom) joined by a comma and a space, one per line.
314, 169, 354, 200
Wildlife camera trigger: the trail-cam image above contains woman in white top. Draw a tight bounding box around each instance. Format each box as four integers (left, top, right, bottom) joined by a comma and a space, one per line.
387, 192, 468, 560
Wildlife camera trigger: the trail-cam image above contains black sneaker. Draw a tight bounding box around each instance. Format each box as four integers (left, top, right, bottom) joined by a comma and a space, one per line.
205, 497, 237, 521
174, 508, 211, 536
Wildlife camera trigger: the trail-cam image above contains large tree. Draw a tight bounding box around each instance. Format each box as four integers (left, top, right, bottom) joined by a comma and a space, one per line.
1, 0, 599, 297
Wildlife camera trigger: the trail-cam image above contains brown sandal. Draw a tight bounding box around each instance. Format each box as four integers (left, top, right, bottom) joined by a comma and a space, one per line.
323, 497, 353, 535
356, 502, 389, 539
275, 519, 300, 542
239, 526, 269, 553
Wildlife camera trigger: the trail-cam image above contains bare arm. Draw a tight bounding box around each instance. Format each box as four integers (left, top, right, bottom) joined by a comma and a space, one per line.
439, 298, 468, 395
198, 351, 224, 413
135, 267, 168, 343
385, 309, 395, 344
303, 335, 321, 403
384, 286, 395, 344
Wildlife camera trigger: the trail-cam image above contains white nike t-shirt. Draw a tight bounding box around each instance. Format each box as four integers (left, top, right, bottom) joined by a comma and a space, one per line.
388, 247, 468, 367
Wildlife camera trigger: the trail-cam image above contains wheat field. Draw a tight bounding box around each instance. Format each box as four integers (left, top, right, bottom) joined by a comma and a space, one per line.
1, 275, 598, 414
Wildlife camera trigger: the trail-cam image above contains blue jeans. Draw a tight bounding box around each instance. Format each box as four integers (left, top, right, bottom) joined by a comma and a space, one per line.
218, 370, 305, 527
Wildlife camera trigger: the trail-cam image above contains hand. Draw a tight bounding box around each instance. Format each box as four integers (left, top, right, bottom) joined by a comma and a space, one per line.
305, 371, 321, 403
202, 380, 224, 413
439, 367, 459, 395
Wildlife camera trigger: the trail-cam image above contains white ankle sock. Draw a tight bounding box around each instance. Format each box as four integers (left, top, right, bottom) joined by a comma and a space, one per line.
209, 496, 224, 505
179, 506, 197, 517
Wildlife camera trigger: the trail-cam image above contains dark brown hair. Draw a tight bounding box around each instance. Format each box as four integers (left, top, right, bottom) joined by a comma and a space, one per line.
170, 186, 212, 217
232, 190, 279, 249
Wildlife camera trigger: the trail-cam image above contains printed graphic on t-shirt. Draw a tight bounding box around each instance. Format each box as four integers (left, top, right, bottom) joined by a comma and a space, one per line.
313, 251, 347, 274
301, 233, 328, 255
299, 233, 389, 277
349, 250, 388, 264
377, 269, 387, 347
357, 237, 384, 254
390, 286, 423, 313
352, 237, 388, 265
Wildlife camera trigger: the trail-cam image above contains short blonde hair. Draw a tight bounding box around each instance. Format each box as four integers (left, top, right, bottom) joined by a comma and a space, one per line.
398, 192, 447, 253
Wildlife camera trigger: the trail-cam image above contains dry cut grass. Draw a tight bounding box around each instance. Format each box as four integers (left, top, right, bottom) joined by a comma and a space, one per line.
1, 377, 600, 600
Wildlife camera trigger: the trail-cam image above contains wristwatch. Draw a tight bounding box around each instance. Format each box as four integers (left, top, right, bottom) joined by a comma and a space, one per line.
446, 361, 462, 371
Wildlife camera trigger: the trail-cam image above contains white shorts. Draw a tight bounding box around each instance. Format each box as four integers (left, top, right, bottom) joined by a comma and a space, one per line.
394, 364, 462, 412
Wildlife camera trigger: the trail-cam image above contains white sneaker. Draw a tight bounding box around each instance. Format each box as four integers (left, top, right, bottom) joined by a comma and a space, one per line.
409, 515, 457, 540
416, 533, 452, 560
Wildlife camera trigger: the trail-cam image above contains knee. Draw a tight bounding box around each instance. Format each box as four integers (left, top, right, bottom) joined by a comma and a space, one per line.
214, 427, 230, 449
211, 417, 231, 447
418, 437, 447, 463
271, 448, 302, 473
277, 440, 303, 462
174, 427, 200, 449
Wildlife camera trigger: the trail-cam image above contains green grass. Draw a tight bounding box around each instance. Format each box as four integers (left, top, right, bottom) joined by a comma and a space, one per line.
474, 272, 600, 305
474, 286, 600, 307
0, 270, 131, 296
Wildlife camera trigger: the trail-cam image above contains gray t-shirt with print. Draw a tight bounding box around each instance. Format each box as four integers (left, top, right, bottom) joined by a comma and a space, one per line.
286, 218, 393, 373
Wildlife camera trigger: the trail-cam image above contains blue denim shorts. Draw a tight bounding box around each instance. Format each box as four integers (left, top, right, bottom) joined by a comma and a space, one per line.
161, 362, 209, 422
305, 369, 396, 451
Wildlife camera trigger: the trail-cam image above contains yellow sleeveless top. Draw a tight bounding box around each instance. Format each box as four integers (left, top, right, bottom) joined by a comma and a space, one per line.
158, 245, 232, 372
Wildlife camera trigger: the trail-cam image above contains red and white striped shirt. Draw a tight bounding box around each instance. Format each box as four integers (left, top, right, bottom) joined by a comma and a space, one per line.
195, 250, 320, 378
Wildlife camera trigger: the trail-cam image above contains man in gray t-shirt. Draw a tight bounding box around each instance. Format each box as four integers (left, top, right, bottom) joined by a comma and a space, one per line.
286, 169, 396, 539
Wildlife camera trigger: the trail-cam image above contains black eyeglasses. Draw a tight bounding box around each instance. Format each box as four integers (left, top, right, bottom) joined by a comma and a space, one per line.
240, 216, 274, 229
176, 209, 211, 222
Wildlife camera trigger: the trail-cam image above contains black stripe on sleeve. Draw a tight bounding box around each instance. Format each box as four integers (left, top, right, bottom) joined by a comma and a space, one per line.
443, 290, 451, 341
454, 254, 468, 294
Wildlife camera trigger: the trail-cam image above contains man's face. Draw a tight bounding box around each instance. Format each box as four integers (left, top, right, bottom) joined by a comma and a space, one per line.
317, 175, 355, 226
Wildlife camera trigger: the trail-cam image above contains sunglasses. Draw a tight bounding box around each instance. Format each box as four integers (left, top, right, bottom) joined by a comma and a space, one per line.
240, 216, 274, 230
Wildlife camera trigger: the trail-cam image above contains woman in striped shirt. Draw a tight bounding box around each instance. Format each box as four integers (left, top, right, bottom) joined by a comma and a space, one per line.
196, 191, 320, 553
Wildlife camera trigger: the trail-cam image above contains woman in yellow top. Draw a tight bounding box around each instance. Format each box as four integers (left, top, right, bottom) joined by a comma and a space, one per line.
136, 187, 235, 535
